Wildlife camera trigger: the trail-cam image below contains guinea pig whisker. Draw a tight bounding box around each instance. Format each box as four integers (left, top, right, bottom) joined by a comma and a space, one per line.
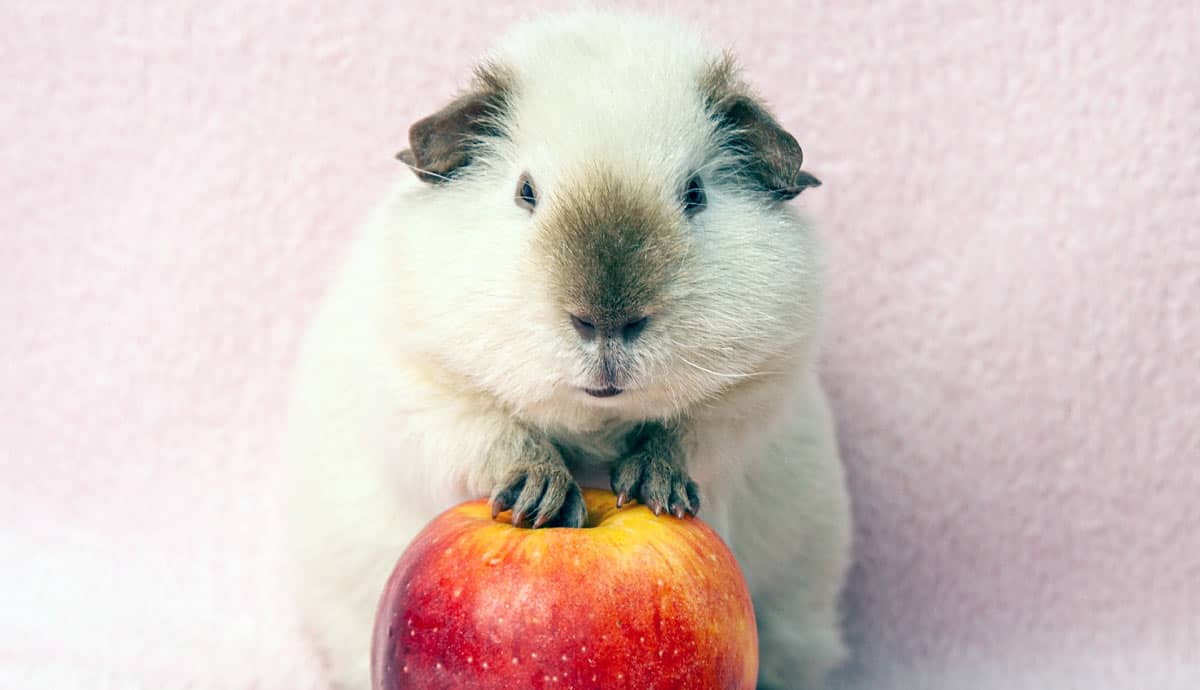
396, 159, 455, 183
678, 357, 782, 379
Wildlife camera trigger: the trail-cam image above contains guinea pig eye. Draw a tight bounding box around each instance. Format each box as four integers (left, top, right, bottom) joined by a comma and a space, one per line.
515, 173, 537, 212
681, 174, 706, 216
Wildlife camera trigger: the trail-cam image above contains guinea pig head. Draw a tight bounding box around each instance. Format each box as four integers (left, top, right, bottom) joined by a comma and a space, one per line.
394, 15, 824, 424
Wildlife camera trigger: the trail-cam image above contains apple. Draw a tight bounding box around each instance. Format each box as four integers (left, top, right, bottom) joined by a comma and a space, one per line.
372, 488, 758, 689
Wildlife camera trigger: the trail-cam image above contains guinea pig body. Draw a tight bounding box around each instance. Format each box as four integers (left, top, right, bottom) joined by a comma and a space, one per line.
287, 10, 851, 690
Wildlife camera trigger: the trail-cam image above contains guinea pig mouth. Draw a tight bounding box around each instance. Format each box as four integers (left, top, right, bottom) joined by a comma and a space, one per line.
583, 386, 623, 398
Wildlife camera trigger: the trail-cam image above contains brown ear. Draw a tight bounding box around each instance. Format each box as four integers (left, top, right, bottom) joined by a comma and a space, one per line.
396, 66, 511, 184
704, 58, 821, 200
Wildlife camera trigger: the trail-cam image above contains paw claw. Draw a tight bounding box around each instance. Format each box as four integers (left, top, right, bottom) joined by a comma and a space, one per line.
489, 489, 515, 520
616, 493, 628, 508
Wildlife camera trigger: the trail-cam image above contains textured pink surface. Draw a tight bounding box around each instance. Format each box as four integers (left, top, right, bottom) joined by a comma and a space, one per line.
2, 2, 1197, 688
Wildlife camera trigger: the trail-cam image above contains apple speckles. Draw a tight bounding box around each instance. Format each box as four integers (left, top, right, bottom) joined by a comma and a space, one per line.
435, 662, 442, 670
488, 557, 501, 566
452, 587, 462, 598
531, 652, 538, 660
467, 656, 473, 663
402, 665, 409, 674
481, 661, 489, 670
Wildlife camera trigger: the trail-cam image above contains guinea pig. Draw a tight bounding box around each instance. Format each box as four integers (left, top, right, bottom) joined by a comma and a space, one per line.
286, 10, 852, 690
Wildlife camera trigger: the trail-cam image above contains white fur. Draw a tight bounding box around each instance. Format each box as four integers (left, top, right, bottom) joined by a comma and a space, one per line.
286, 10, 852, 690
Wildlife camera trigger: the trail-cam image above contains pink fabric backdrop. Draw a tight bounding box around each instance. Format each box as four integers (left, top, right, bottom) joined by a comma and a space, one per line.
3, 2, 1197, 688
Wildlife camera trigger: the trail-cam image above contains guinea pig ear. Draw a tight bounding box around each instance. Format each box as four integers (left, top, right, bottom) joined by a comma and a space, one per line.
396, 65, 511, 184
704, 57, 821, 200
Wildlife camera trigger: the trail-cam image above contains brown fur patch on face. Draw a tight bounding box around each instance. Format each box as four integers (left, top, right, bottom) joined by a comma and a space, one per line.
397, 62, 516, 183
536, 168, 686, 327
700, 53, 821, 200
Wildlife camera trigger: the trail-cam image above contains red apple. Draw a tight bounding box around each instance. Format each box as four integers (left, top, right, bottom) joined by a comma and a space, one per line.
372, 488, 758, 689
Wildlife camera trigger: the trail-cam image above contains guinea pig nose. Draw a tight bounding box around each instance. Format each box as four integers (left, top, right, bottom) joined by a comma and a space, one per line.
568, 312, 651, 343
569, 313, 597, 341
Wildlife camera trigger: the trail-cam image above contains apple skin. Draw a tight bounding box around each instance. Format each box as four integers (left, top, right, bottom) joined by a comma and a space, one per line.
371, 488, 758, 690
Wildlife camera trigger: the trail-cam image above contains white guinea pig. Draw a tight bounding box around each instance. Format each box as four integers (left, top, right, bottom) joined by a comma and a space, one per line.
286, 10, 852, 690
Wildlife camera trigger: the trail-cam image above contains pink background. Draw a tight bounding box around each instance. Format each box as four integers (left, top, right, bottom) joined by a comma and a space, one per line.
3, 2, 1198, 688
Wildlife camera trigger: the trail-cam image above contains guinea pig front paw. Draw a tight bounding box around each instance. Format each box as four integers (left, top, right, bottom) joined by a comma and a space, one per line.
611, 426, 700, 519
489, 456, 587, 529
611, 454, 700, 519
